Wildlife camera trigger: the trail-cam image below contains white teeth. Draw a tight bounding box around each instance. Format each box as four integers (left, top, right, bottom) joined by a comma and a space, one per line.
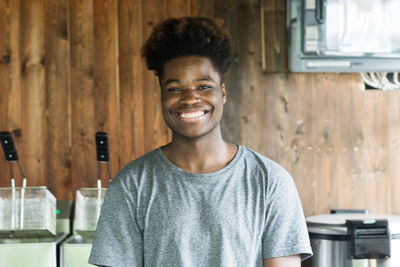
179, 111, 205, 118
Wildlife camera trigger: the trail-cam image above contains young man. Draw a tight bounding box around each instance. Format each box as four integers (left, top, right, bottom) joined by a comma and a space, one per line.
89, 17, 312, 267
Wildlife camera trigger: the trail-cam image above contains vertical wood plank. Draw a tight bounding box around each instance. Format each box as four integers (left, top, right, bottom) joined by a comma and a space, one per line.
359, 91, 390, 213
0, 0, 11, 184
93, 0, 120, 186
190, 0, 198, 15
142, 0, 170, 153
6, 0, 22, 159
166, 0, 191, 17
263, 72, 292, 166
20, 0, 46, 186
44, 0, 70, 199
387, 93, 400, 214
235, 0, 265, 153
284, 74, 315, 214
69, 0, 97, 192
118, 0, 145, 165
338, 81, 364, 211
262, 0, 287, 72
215, 0, 241, 144
324, 75, 343, 214
311, 74, 339, 214
0, 0, 22, 186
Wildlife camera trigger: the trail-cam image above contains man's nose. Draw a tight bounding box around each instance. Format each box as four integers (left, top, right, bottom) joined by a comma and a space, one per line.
181, 88, 200, 105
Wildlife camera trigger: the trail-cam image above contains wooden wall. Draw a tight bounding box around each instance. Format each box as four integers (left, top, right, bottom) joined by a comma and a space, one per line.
1, 0, 400, 216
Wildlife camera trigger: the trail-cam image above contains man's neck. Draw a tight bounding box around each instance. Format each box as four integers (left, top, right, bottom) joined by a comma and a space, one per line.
161, 131, 237, 174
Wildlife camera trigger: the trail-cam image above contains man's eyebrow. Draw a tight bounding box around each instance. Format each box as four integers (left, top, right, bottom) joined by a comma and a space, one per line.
164, 76, 216, 86
164, 79, 180, 86
195, 76, 215, 83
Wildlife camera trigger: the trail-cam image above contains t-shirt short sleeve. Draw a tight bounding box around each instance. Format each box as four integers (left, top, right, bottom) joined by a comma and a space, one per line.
261, 164, 313, 261
88, 171, 143, 267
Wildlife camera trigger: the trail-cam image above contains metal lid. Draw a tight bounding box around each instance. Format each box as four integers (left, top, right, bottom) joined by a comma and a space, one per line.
306, 213, 400, 236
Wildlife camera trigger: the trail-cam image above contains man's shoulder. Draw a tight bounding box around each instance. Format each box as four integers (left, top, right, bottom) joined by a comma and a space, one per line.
239, 146, 293, 186
124, 147, 161, 169
241, 146, 287, 172
131, 147, 161, 166
110, 148, 162, 185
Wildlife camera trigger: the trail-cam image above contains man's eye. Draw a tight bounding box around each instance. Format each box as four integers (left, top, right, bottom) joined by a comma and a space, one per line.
168, 87, 181, 92
198, 85, 211, 90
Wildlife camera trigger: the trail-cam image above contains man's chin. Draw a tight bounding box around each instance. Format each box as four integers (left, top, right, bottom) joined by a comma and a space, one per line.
169, 127, 212, 141
170, 125, 222, 142
172, 131, 206, 141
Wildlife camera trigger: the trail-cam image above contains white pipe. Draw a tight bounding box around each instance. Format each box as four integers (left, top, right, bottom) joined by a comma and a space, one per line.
11, 178, 16, 229
96, 179, 102, 222
20, 178, 27, 229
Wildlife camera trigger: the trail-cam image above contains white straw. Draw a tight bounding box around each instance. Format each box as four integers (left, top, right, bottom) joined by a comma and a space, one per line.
96, 179, 102, 222
20, 178, 27, 229
11, 178, 16, 229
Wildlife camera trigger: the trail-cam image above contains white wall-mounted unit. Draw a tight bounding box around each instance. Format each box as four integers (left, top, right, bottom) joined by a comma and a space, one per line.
287, 0, 400, 72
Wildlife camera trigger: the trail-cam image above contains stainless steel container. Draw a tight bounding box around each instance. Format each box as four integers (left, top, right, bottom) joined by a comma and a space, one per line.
304, 213, 400, 267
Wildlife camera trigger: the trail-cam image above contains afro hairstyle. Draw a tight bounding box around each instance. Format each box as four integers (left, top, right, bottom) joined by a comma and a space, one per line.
141, 16, 233, 81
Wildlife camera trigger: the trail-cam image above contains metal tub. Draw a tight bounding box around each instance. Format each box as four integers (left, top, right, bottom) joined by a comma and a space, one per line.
304, 213, 400, 267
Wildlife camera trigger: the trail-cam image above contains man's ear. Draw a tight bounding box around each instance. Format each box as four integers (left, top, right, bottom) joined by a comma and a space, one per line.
222, 83, 227, 104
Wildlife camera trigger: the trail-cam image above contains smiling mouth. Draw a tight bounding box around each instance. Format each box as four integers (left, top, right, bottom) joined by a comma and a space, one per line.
176, 110, 209, 120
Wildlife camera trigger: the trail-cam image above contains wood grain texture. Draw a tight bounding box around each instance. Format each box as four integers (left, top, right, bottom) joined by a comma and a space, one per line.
215, 0, 241, 144
0, 0, 21, 186
20, 0, 46, 186
44, 0, 70, 200
69, 0, 97, 194
142, 0, 170, 154
166, 0, 192, 17
0, 0, 11, 185
247, 71, 400, 216
118, 0, 145, 166
235, 0, 266, 153
387, 92, 400, 213
93, 0, 120, 187
262, 0, 287, 72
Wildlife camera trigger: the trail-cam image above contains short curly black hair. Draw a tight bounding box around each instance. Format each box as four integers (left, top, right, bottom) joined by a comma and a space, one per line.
141, 16, 233, 81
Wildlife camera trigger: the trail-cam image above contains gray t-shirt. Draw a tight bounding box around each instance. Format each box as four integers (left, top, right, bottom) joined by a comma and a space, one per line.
89, 146, 312, 266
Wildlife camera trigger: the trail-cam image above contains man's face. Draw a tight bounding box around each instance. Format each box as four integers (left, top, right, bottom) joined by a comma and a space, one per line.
160, 56, 226, 140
